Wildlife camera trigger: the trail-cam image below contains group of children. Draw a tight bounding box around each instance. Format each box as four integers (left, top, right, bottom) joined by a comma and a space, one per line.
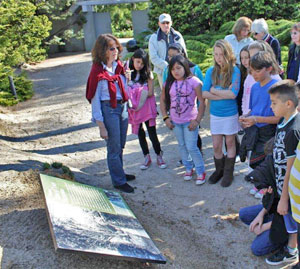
123, 21, 300, 266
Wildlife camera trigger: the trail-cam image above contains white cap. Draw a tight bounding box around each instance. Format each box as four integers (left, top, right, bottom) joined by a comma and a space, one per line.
159, 13, 171, 23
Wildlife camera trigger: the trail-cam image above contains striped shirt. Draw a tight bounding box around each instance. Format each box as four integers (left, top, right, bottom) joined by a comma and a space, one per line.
289, 141, 300, 223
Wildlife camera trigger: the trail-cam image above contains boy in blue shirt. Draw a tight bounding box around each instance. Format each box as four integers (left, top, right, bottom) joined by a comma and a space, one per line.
239, 51, 280, 169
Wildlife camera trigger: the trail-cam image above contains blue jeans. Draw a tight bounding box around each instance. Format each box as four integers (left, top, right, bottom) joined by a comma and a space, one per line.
173, 122, 205, 175
239, 204, 281, 256
101, 102, 128, 187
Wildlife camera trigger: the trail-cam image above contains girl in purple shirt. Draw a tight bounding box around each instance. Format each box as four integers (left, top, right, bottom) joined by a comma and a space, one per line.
160, 55, 206, 185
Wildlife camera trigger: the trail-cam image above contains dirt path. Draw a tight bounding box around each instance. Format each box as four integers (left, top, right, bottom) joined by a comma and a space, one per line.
0, 52, 273, 268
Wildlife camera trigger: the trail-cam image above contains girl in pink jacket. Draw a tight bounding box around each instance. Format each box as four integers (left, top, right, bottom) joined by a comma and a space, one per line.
126, 49, 167, 170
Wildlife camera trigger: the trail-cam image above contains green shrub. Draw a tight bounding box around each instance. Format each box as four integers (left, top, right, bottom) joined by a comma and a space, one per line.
0, 72, 33, 106
149, 0, 300, 35
0, 0, 52, 106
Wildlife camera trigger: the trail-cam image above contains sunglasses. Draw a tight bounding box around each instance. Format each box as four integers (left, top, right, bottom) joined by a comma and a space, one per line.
253, 32, 259, 36
109, 47, 118, 51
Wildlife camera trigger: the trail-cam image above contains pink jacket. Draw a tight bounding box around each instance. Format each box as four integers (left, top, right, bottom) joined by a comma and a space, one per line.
128, 83, 157, 135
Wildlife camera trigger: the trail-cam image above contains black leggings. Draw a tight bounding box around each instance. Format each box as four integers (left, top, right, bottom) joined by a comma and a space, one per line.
138, 120, 161, 156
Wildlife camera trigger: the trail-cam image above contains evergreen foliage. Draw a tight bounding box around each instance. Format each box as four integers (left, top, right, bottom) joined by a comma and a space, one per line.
0, 0, 51, 106
149, 0, 300, 35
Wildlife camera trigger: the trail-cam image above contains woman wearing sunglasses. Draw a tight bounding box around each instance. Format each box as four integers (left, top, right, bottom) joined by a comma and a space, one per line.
251, 18, 282, 67
86, 34, 135, 193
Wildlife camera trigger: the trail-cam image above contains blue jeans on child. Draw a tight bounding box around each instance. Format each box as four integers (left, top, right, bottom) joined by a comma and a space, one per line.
101, 102, 128, 187
173, 122, 205, 175
239, 204, 281, 256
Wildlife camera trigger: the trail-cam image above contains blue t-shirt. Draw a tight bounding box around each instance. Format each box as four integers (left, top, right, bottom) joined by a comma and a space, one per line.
202, 66, 241, 117
249, 79, 278, 128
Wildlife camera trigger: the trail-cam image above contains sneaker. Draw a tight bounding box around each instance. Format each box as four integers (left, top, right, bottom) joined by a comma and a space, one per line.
177, 160, 183, 167
249, 187, 258, 195
184, 169, 194, 181
245, 174, 254, 182
265, 246, 298, 266
196, 173, 206, 185
157, 152, 167, 169
255, 189, 264, 199
140, 154, 151, 170
114, 183, 134, 193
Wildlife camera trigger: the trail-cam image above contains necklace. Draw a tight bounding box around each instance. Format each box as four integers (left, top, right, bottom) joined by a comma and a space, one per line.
173, 79, 191, 116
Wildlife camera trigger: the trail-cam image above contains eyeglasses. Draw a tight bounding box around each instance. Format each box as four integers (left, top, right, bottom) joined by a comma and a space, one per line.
161, 21, 170, 25
109, 47, 118, 51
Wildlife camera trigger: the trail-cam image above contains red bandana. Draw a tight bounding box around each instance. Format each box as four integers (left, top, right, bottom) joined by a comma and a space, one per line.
86, 60, 128, 108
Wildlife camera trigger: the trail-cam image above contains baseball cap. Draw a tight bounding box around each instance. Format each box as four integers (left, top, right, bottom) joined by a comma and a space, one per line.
159, 13, 171, 23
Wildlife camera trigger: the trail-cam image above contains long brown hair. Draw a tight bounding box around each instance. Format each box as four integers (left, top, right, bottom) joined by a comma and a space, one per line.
212, 40, 235, 88
248, 40, 281, 75
165, 55, 192, 111
91, 34, 123, 65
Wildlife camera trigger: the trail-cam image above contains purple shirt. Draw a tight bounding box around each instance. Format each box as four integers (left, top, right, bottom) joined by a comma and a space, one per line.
170, 76, 201, 124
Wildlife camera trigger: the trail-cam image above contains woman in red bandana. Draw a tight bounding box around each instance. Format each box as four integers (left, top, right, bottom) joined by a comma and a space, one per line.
86, 34, 135, 193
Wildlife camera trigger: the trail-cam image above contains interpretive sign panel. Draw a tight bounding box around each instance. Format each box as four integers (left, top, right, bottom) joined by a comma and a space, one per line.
40, 174, 166, 264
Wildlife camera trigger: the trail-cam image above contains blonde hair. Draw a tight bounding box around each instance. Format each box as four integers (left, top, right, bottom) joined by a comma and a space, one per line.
232, 17, 252, 38
212, 40, 236, 88
248, 40, 281, 75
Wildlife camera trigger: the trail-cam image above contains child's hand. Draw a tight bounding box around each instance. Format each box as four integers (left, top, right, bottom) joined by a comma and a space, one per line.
188, 120, 199, 131
147, 91, 153, 97
277, 198, 288, 215
261, 186, 273, 195
210, 86, 217, 94
241, 116, 256, 128
125, 68, 133, 81
249, 211, 264, 233
253, 222, 270, 235
165, 118, 174, 130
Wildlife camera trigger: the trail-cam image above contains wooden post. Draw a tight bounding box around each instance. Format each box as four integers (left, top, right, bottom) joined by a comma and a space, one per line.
8, 76, 18, 99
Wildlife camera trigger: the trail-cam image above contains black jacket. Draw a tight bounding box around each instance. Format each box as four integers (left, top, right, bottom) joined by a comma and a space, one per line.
287, 44, 300, 81
265, 34, 282, 65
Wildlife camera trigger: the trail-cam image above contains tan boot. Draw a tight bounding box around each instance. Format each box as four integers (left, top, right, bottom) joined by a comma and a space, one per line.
221, 157, 235, 187
208, 156, 225, 184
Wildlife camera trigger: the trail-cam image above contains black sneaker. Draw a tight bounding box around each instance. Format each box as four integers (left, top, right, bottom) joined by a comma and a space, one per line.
125, 174, 136, 181
266, 246, 298, 265
114, 183, 134, 193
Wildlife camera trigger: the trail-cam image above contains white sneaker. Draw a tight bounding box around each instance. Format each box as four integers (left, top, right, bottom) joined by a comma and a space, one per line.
196, 173, 206, 185
255, 190, 264, 199
157, 152, 167, 169
140, 154, 151, 170
184, 169, 193, 181
249, 187, 258, 195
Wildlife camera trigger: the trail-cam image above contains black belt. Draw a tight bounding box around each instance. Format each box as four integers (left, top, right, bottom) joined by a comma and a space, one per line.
101, 99, 124, 104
